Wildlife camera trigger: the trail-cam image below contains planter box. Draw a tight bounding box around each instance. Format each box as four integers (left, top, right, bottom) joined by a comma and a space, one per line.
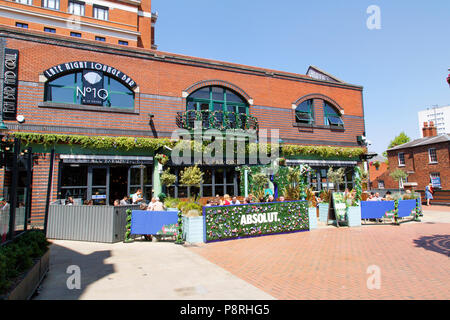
308, 207, 318, 230
347, 206, 361, 227
318, 203, 329, 222
182, 216, 204, 243
47, 204, 140, 243
2, 249, 50, 300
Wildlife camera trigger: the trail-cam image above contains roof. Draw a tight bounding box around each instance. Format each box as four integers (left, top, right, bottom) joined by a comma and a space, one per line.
387, 134, 450, 151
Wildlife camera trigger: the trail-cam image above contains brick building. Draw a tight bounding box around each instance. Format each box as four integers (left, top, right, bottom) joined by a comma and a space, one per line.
0, 0, 367, 226
374, 122, 450, 191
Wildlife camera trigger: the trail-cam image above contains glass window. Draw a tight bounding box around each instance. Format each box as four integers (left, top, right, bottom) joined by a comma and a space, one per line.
398, 152, 405, 166
378, 180, 384, 189
95, 36, 106, 42
44, 71, 135, 109
93, 5, 109, 20
15, 22, 28, 29
15, 0, 32, 5
295, 99, 314, 124
42, 0, 59, 10
61, 165, 88, 186
118, 40, 128, 46
428, 148, 437, 163
190, 87, 210, 100
68, 1, 85, 16
44, 27, 56, 33
70, 32, 81, 38
324, 102, 344, 127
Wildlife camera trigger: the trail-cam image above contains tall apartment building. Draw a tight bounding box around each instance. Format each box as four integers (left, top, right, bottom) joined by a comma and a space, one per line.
0, 1, 367, 226
418, 105, 450, 137
0, 0, 157, 48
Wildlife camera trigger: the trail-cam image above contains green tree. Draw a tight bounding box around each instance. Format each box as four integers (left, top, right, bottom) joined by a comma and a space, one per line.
383, 132, 411, 157
389, 169, 408, 191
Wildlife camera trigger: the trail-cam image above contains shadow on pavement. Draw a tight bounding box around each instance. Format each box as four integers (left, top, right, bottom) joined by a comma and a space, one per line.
33, 242, 114, 300
413, 234, 450, 257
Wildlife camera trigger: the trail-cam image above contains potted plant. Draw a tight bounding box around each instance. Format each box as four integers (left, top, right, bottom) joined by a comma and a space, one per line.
318, 189, 331, 222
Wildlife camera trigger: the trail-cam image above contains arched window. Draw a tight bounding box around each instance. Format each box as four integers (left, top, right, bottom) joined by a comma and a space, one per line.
187, 86, 248, 114
323, 102, 344, 127
186, 86, 249, 128
295, 99, 314, 124
44, 71, 134, 109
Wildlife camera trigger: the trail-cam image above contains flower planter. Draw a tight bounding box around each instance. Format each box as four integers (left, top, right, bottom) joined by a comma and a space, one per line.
318, 203, 329, 222
347, 205, 361, 227
1, 249, 50, 300
182, 215, 204, 243
308, 207, 318, 230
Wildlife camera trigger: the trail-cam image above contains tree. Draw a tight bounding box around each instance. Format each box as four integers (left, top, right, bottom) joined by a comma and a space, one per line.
251, 172, 270, 201
179, 165, 204, 198
389, 169, 408, 191
327, 167, 345, 191
383, 132, 411, 157
160, 169, 176, 187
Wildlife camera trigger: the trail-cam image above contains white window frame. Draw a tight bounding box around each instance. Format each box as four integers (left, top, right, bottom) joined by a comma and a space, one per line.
428, 148, 437, 164
398, 152, 405, 166
378, 180, 385, 189
68, 0, 85, 16
42, 0, 60, 10
15, 0, 33, 5
93, 5, 109, 21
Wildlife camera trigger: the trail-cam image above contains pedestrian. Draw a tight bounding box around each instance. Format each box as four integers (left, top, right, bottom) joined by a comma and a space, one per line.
425, 183, 433, 206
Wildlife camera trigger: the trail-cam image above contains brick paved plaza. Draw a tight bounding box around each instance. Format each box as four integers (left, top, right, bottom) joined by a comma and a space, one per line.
189, 207, 450, 300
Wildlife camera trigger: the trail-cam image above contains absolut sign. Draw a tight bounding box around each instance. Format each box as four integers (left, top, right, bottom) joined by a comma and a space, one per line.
43, 61, 136, 89
2, 48, 19, 120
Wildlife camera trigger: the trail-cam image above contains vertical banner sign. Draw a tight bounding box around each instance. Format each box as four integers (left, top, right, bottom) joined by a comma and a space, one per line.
80, 70, 105, 106
2, 48, 19, 120
328, 192, 347, 226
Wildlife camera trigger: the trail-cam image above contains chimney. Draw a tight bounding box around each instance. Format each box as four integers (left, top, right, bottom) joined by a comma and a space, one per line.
422, 122, 429, 137
428, 121, 437, 137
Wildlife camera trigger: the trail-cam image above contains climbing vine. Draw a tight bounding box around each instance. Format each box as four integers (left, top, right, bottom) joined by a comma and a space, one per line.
124, 209, 133, 243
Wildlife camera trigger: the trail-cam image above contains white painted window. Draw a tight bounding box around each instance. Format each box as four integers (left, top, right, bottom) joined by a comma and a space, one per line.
398, 152, 405, 166
378, 180, 384, 189
42, 0, 60, 10
428, 148, 437, 163
93, 5, 109, 21
15, 0, 32, 5
68, 0, 85, 16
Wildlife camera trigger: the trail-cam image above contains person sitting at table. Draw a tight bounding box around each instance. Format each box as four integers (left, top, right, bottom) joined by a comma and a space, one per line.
131, 188, 144, 204
223, 194, 231, 205
151, 197, 166, 211
231, 196, 240, 205
120, 195, 129, 206
113, 199, 120, 206
278, 196, 285, 202
147, 197, 157, 211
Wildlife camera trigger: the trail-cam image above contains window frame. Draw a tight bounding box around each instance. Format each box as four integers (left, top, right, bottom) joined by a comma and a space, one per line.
42, 0, 60, 10
398, 152, 405, 166
44, 27, 56, 33
295, 99, 314, 125
93, 4, 109, 21
323, 102, 344, 128
15, 22, 28, 29
15, 0, 33, 5
118, 40, 129, 46
428, 148, 437, 164
68, 0, 85, 16
70, 31, 82, 38
95, 36, 106, 42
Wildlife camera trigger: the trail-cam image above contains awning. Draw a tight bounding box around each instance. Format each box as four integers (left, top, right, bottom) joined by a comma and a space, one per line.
286, 159, 358, 167
60, 154, 153, 165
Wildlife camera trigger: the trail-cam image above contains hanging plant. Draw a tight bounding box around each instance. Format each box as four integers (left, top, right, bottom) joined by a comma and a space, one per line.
155, 153, 169, 165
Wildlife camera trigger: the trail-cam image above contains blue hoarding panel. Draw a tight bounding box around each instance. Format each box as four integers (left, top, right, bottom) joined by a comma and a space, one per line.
131, 210, 178, 235
361, 201, 395, 219
397, 199, 416, 218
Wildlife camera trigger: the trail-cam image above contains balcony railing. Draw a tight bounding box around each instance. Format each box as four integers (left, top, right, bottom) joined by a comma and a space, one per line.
176, 110, 259, 131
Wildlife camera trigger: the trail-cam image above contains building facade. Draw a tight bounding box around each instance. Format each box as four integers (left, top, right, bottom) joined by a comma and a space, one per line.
0, 1, 367, 226
374, 122, 450, 191
418, 105, 450, 137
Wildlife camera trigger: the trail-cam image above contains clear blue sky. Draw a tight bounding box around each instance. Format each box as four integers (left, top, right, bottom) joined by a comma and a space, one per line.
152, 0, 450, 156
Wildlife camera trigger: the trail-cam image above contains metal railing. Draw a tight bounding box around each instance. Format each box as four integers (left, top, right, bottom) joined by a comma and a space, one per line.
176, 110, 258, 131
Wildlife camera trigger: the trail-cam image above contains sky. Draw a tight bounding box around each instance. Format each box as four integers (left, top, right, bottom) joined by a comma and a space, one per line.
152, 0, 450, 156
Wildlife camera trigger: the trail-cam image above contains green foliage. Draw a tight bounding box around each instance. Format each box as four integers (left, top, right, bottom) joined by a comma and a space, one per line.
383, 132, 411, 157
353, 166, 362, 203
179, 165, 204, 187
251, 172, 270, 201
306, 188, 317, 208
160, 169, 176, 187
389, 169, 408, 181
11, 132, 365, 160
283, 167, 301, 200
402, 191, 420, 200
327, 167, 345, 186
319, 189, 331, 203
0, 230, 50, 294
154, 153, 169, 165
164, 197, 181, 209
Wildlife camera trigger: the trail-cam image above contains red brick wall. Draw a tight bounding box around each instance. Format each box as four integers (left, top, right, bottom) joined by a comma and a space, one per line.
380, 142, 450, 190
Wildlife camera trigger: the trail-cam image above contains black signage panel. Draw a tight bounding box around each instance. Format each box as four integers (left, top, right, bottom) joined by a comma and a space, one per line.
2, 48, 19, 120
43, 61, 137, 89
